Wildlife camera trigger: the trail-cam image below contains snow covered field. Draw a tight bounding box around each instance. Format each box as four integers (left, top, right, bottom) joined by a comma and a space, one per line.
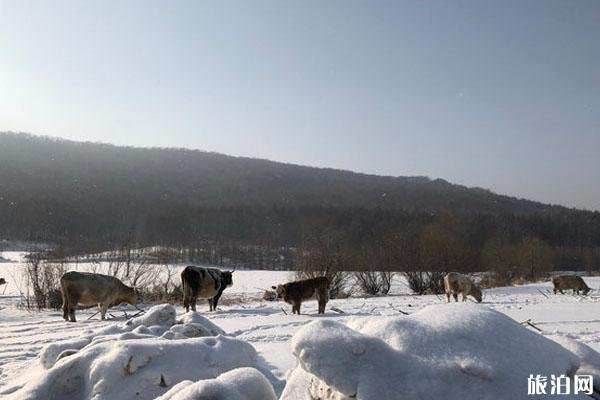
2, 251, 600, 399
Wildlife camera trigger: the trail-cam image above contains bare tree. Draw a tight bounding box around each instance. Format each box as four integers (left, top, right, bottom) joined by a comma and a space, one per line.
354, 270, 383, 295
515, 237, 554, 281
294, 221, 353, 298
24, 253, 65, 310
379, 271, 394, 295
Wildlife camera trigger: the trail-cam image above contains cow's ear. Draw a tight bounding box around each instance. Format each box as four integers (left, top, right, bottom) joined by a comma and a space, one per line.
271, 286, 277, 290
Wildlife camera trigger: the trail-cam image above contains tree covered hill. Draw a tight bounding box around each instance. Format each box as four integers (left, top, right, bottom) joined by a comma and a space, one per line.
1, 132, 598, 272
0, 132, 553, 213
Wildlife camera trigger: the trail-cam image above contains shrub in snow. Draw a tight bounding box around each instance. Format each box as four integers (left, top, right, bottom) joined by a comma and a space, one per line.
15, 335, 268, 400
282, 304, 591, 400
155, 367, 277, 400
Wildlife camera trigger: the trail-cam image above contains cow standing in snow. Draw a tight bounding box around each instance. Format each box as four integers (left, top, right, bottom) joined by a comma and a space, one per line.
60, 271, 137, 322
272, 276, 330, 314
552, 275, 590, 295
181, 266, 233, 312
443, 272, 482, 303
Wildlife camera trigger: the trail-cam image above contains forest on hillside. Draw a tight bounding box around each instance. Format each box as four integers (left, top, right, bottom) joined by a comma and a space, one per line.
1, 132, 600, 279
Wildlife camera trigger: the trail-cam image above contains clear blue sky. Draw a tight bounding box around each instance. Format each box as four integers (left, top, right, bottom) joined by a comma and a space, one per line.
1, 1, 599, 210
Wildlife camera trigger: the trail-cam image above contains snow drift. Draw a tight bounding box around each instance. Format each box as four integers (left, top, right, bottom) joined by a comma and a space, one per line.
11, 304, 274, 400
282, 303, 596, 400
39, 304, 226, 370
155, 367, 277, 400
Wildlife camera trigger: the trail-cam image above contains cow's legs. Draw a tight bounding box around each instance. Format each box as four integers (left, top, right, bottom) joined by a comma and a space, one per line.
67, 294, 78, 322
292, 302, 301, 315
462, 293, 467, 302
61, 294, 69, 321
453, 293, 458, 302
207, 298, 213, 312
212, 290, 224, 311
69, 308, 76, 322
191, 296, 197, 312
318, 300, 326, 314
99, 303, 109, 320
446, 293, 451, 303
68, 305, 76, 322
183, 296, 189, 312
553, 287, 558, 294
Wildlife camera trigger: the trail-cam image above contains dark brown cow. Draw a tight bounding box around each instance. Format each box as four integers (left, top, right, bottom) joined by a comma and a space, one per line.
272, 276, 330, 314
60, 271, 137, 322
552, 275, 590, 295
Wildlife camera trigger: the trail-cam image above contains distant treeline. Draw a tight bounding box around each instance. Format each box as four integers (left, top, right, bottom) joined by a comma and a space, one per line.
1, 132, 600, 276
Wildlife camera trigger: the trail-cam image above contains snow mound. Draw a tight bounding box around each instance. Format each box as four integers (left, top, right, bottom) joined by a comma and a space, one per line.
550, 335, 600, 391
125, 303, 177, 328
175, 312, 226, 337
14, 334, 267, 400
40, 338, 91, 369
282, 304, 586, 400
156, 367, 277, 400
39, 305, 229, 370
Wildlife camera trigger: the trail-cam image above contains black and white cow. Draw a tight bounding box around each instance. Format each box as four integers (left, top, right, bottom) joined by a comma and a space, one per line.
181, 266, 233, 312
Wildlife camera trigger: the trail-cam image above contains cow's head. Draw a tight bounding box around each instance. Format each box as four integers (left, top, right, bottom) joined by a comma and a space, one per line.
125, 285, 138, 305
222, 271, 233, 288
272, 284, 285, 300
583, 285, 591, 295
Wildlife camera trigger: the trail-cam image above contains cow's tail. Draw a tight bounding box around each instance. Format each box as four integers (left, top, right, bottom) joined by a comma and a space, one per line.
181, 267, 200, 296
59, 275, 69, 320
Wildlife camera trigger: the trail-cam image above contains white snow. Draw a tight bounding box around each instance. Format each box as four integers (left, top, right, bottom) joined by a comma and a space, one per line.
4, 304, 276, 400
282, 304, 592, 399
3, 251, 600, 399
155, 367, 277, 400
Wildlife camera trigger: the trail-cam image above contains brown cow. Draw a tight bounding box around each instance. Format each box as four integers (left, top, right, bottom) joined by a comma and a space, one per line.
444, 272, 482, 303
552, 275, 590, 295
0, 277, 6, 286
60, 271, 137, 322
272, 276, 330, 314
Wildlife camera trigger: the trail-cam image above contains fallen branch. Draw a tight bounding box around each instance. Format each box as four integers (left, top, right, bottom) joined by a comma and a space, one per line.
520, 319, 543, 332
330, 306, 345, 314
388, 302, 409, 315
280, 307, 288, 315
128, 309, 145, 319
87, 311, 100, 320
537, 289, 549, 299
